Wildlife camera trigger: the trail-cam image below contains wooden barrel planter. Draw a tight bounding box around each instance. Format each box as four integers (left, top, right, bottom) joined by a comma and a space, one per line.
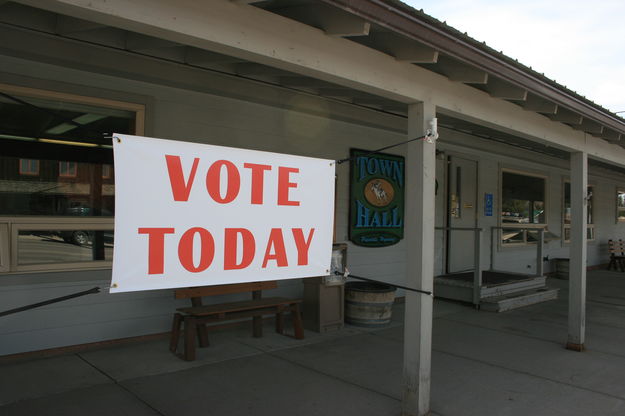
345, 281, 396, 327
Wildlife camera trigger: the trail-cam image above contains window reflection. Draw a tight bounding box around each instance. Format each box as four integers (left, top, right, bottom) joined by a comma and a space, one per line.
501, 171, 546, 245
17, 230, 113, 265
0, 157, 115, 216
0, 92, 131, 217
0, 86, 141, 273
501, 172, 546, 225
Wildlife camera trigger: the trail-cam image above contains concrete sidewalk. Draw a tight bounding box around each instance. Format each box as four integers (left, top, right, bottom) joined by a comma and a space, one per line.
3, 270, 625, 415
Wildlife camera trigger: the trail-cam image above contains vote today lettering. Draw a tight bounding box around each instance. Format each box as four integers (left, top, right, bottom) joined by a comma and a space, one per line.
110, 134, 334, 292
139, 156, 315, 274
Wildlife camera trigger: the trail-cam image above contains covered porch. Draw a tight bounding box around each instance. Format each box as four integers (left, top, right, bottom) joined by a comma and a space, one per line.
1, 1, 625, 415
3, 270, 625, 415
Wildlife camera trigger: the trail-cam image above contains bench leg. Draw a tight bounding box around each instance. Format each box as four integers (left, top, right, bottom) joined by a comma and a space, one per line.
184, 317, 197, 361
252, 315, 263, 338
275, 308, 285, 335
291, 304, 305, 340
170, 313, 183, 353
197, 323, 210, 348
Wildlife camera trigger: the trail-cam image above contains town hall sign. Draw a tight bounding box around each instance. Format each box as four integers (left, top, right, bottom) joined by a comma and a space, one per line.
349, 149, 405, 247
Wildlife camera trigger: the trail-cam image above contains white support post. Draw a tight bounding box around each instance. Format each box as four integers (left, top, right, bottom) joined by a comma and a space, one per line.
567, 151, 587, 351
403, 102, 436, 416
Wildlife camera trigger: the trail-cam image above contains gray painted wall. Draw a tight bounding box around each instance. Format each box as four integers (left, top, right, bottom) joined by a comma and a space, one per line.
0, 51, 407, 355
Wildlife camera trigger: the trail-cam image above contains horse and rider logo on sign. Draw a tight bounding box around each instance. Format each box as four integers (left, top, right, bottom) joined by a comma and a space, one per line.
349, 149, 405, 247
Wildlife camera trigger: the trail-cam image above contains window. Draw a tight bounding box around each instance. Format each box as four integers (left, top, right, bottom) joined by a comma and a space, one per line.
58, 161, 78, 178
501, 170, 546, 245
563, 183, 594, 242
19, 159, 39, 175
0, 83, 144, 273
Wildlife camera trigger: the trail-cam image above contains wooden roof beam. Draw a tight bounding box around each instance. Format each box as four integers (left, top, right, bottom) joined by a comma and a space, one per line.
434, 57, 488, 84
235, 63, 294, 77
56, 15, 106, 35
267, 4, 370, 37
126, 32, 181, 51
125, 33, 187, 61
363, 32, 438, 63
185, 48, 244, 65
317, 88, 355, 99
519, 94, 558, 114
230, 0, 264, 4
0, 3, 57, 32
599, 128, 621, 142
279, 77, 337, 88
573, 118, 604, 135
551, 107, 583, 125
485, 77, 527, 100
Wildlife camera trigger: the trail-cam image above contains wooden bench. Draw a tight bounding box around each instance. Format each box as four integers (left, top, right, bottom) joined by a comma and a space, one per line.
608, 239, 625, 272
169, 281, 304, 361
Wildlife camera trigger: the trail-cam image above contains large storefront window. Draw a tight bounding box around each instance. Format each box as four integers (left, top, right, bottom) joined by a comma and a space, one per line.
563, 183, 594, 242
0, 84, 144, 272
501, 170, 547, 245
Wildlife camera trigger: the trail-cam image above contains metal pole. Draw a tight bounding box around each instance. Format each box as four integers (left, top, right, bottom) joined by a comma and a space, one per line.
490, 227, 495, 271
536, 228, 545, 277
0, 287, 100, 317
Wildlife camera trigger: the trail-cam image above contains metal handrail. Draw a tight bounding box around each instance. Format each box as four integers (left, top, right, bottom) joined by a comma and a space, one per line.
490, 226, 545, 277
435, 227, 483, 231
436, 226, 483, 306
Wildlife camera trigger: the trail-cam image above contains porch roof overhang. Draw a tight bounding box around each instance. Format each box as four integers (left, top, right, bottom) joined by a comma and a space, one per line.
4, 0, 625, 166
318, 0, 625, 142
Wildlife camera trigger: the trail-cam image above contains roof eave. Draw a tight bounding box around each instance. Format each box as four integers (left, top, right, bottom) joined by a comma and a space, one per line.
320, 0, 625, 135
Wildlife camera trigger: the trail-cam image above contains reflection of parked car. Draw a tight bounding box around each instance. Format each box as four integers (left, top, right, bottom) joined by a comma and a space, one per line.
59, 230, 114, 246
57, 204, 114, 245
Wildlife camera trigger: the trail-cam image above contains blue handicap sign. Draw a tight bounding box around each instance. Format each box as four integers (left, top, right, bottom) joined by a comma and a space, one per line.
484, 193, 493, 216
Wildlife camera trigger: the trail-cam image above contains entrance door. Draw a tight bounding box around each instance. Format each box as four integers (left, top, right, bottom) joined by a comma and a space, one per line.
447, 156, 478, 273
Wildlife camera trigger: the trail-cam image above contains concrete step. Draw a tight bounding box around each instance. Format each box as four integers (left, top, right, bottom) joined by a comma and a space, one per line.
480, 276, 546, 298
480, 287, 559, 312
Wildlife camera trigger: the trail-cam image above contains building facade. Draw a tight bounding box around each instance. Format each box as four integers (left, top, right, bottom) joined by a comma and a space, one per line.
1, 1, 625, 415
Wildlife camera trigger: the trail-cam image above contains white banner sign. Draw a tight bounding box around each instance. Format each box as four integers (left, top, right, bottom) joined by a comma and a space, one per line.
110, 134, 335, 293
